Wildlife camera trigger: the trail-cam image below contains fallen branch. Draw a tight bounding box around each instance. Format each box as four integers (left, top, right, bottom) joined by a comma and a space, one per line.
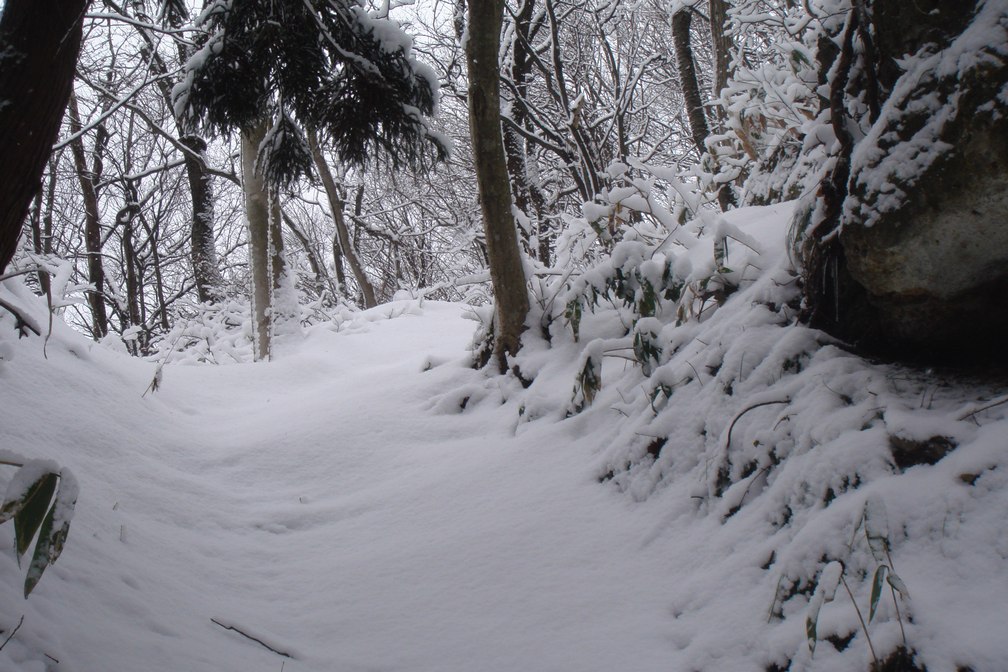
210, 618, 293, 659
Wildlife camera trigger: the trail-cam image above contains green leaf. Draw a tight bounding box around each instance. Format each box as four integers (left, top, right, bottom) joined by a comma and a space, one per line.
23, 478, 76, 598
869, 565, 888, 623
806, 612, 817, 656
23, 503, 56, 597
14, 473, 58, 557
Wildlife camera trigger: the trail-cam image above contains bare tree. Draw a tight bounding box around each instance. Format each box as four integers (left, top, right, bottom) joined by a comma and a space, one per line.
307, 128, 378, 308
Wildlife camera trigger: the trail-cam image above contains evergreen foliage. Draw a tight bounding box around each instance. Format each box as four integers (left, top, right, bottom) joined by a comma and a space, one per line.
173, 0, 448, 185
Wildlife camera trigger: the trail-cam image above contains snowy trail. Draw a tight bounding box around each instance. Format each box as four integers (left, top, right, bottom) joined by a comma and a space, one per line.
0, 303, 680, 672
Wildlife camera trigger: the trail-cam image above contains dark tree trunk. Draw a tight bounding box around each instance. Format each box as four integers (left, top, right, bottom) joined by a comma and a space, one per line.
503, 0, 535, 256
67, 93, 110, 339
707, 0, 733, 104
181, 135, 224, 303
139, 213, 171, 331
28, 166, 56, 295
0, 0, 89, 273
672, 11, 710, 163
118, 197, 142, 332
467, 0, 530, 370
672, 9, 735, 212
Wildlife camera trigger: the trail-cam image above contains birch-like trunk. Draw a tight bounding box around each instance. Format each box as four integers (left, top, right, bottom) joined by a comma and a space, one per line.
242, 122, 273, 361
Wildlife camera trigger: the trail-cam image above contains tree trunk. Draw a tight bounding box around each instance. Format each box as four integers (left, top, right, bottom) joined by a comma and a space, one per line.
29, 164, 57, 295
139, 213, 171, 331
241, 122, 273, 361
503, 0, 535, 257
672, 10, 712, 163
467, 0, 530, 371
0, 0, 88, 273
67, 93, 110, 339
268, 192, 288, 300
306, 127, 378, 308
672, 9, 735, 212
708, 0, 733, 104
123, 0, 225, 305
182, 135, 224, 303
117, 191, 142, 332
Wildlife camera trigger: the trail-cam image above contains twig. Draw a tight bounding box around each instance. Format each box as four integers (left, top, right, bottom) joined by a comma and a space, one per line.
735, 465, 771, 511
686, 361, 704, 386
884, 546, 908, 647
840, 573, 879, 667
210, 618, 293, 659
725, 399, 790, 451
957, 393, 1008, 422
0, 298, 41, 337
0, 616, 24, 652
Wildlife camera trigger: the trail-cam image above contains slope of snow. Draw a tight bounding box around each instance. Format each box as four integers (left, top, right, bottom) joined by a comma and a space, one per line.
1, 202, 1006, 672
0, 294, 680, 672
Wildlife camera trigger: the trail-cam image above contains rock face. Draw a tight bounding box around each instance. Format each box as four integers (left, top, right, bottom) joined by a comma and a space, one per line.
800, 1, 1008, 362
841, 63, 1008, 357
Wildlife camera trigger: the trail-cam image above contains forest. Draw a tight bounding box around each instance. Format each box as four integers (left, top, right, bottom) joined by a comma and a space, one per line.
0, 0, 1006, 670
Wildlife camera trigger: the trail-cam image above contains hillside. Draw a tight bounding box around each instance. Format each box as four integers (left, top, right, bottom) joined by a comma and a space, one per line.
1, 204, 1006, 672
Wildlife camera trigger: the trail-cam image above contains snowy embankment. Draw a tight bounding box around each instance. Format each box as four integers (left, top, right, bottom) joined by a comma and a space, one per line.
1, 203, 1006, 672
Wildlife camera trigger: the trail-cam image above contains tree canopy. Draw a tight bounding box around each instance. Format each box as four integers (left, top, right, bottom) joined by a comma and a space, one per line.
172, 0, 449, 185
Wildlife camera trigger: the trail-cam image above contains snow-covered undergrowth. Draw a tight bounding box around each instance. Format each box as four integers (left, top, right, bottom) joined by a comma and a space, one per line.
0, 204, 1006, 671
447, 202, 1008, 671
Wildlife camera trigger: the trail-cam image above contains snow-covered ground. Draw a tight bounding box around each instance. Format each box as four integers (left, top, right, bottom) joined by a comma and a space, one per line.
1, 204, 1006, 672
0, 298, 685, 672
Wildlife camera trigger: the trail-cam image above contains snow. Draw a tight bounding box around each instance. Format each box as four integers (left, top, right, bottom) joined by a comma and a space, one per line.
1, 203, 1007, 671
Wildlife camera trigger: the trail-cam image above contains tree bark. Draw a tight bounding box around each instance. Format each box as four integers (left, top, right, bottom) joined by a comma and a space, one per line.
672, 9, 735, 212
306, 127, 377, 308
467, 0, 530, 370
242, 122, 273, 361
503, 0, 535, 256
29, 163, 57, 295
0, 0, 88, 273
117, 185, 142, 333
707, 0, 733, 104
182, 135, 224, 303
672, 11, 712, 163
67, 93, 110, 339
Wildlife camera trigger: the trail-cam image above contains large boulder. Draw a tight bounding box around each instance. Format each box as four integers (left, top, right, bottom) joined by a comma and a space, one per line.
811, 1, 1008, 362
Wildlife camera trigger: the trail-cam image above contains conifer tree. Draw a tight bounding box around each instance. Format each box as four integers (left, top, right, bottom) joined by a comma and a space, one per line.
173, 0, 447, 358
